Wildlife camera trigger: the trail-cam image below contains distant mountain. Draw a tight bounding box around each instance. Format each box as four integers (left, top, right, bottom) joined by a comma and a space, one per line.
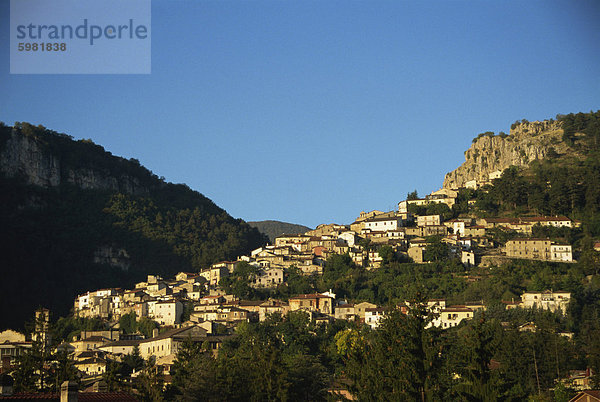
248, 220, 312, 242
0, 122, 268, 329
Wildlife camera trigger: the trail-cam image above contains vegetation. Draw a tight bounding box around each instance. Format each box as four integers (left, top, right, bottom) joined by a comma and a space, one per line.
247, 220, 312, 243
0, 123, 268, 330
407, 189, 419, 200
473, 131, 496, 143
559, 110, 600, 148
408, 202, 453, 220
6, 112, 600, 399
166, 311, 343, 401
154, 287, 599, 401
12, 314, 78, 393
119, 312, 159, 338
462, 111, 600, 244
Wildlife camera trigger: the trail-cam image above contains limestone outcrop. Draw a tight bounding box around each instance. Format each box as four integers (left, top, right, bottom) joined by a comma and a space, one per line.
0, 128, 149, 195
443, 120, 567, 189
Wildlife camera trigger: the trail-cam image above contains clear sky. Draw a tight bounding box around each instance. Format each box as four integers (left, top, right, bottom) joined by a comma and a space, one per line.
1, 0, 599, 228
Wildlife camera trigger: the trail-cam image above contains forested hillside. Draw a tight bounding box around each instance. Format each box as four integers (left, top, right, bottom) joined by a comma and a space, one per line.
248, 220, 312, 242
0, 123, 268, 329
471, 111, 600, 232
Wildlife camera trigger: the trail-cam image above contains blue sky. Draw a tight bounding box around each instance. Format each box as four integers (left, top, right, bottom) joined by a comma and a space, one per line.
1, 0, 599, 228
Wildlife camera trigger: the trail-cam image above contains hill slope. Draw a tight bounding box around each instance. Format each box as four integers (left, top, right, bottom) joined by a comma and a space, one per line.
0, 123, 268, 329
248, 220, 312, 243
443, 120, 568, 189
445, 111, 600, 232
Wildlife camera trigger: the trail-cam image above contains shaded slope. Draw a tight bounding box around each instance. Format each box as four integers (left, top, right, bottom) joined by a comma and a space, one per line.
0, 123, 268, 329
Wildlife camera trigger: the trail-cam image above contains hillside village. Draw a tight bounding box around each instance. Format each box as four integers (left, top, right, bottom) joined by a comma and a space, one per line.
2, 111, 600, 400
0, 171, 586, 393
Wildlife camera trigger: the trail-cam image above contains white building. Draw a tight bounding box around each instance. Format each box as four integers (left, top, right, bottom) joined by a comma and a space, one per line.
139, 325, 215, 360
438, 307, 474, 329
520, 291, 571, 314
551, 244, 573, 262
488, 170, 503, 180
338, 231, 358, 247
252, 267, 284, 288
465, 180, 478, 190
417, 215, 441, 227
363, 216, 402, 232
153, 300, 183, 326
365, 307, 385, 329
521, 216, 572, 228
461, 250, 475, 266
445, 219, 465, 235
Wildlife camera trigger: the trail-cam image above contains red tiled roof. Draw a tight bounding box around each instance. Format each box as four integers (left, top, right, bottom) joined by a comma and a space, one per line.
80, 393, 140, 401
0, 393, 139, 401
484, 218, 517, 223
289, 293, 332, 300
521, 216, 570, 222
507, 238, 551, 242
570, 390, 600, 401
78, 336, 111, 342
0, 394, 59, 400
442, 307, 473, 312
238, 300, 264, 306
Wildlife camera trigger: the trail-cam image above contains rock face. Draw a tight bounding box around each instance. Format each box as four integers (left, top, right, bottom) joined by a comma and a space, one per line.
0, 129, 149, 195
443, 120, 567, 189
0, 129, 61, 187
93, 246, 131, 271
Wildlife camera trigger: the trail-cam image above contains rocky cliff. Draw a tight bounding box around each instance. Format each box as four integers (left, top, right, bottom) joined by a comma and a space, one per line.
0, 123, 269, 329
0, 127, 149, 195
443, 120, 569, 189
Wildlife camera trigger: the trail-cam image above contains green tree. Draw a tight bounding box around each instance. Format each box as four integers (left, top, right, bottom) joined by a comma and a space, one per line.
12, 340, 45, 392
138, 317, 159, 338
343, 293, 444, 401
119, 311, 137, 334
219, 261, 259, 299
407, 190, 419, 200
49, 350, 78, 392
378, 245, 395, 265
424, 236, 450, 262
449, 315, 504, 401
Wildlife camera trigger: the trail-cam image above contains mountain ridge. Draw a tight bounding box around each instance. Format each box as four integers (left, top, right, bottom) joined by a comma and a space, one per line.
248, 220, 312, 242
0, 122, 268, 329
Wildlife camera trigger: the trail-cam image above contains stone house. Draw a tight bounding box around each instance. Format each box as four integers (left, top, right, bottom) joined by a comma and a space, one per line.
153, 300, 183, 326
289, 293, 334, 315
